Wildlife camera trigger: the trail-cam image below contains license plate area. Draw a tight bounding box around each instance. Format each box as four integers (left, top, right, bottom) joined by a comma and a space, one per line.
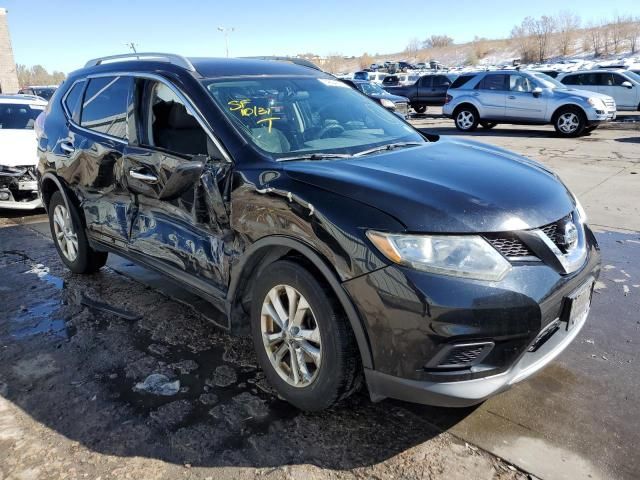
563, 279, 594, 331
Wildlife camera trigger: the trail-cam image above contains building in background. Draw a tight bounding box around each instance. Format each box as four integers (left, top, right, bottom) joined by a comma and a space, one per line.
0, 8, 19, 94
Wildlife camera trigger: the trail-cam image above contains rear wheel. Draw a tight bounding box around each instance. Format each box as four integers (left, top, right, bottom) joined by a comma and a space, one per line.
454, 106, 479, 131
553, 107, 586, 137
480, 121, 497, 129
48, 191, 108, 274
250, 260, 360, 411
412, 104, 427, 114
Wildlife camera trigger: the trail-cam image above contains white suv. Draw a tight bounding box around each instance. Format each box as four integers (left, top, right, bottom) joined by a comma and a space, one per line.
443, 70, 616, 137
557, 69, 640, 111
0, 95, 47, 210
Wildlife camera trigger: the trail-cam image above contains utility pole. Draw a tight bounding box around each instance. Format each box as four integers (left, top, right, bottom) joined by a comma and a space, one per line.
125, 42, 138, 54
217, 26, 234, 57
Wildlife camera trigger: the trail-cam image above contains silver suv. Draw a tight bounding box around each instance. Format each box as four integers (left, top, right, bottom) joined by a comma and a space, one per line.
443, 70, 616, 137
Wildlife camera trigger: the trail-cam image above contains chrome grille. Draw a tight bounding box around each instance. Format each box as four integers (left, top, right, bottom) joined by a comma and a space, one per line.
541, 215, 571, 249
603, 98, 616, 110
486, 235, 533, 257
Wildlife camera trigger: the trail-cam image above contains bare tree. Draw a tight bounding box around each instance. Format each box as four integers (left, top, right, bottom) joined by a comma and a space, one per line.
510, 21, 536, 63
16, 64, 66, 87
622, 16, 640, 54
422, 35, 454, 49
586, 21, 604, 57
556, 11, 581, 57
359, 52, 373, 69
610, 15, 626, 53
528, 15, 556, 62
321, 52, 346, 74
405, 37, 421, 57
471, 36, 490, 59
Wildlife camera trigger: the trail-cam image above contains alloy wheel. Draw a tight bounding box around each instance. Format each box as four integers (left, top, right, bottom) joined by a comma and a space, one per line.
557, 112, 579, 134
52, 204, 79, 262
457, 111, 475, 130
261, 285, 322, 388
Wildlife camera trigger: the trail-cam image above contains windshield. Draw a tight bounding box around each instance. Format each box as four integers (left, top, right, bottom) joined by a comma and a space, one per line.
624, 71, 640, 83
358, 82, 385, 95
32, 88, 55, 100
203, 76, 424, 159
529, 72, 567, 89
0, 103, 45, 129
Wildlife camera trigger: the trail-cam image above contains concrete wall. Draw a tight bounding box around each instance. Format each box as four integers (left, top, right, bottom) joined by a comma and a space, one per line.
0, 8, 20, 94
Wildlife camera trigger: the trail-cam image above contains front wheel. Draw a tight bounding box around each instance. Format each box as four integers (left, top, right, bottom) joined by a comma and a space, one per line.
553, 107, 586, 137
48, 191, 108, 274
412, 104, 427, 114
250, 260, 360, 411
454, 106, 479, 131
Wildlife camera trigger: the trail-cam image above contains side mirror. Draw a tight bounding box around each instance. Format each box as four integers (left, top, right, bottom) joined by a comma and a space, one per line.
159, 158, 205, 200
621, 81, 633, 89
532, 87, 543, 97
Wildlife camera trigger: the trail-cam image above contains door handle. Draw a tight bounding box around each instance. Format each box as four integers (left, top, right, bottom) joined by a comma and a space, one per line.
60, 141, 74, 154
129, 169, 158, 183
508, 95, 516, 99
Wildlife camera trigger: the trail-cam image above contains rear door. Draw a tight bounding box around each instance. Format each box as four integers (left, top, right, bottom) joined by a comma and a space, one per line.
124, 77, 232, 292
474, 73, 507, 119
429, 75, 452, 105
60, 75, 135, 247
416, 75, 432, 103
505, 73, 546, 120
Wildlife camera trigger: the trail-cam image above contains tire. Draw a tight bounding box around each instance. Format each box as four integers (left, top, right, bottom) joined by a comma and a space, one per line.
454, 105, 479, 131
412, 104, 427, 114
480, 121, 497, 129
250, 260, 360, 411
553, 106, 586, 137
48, 191, 108, 274
584, 124, 599, 133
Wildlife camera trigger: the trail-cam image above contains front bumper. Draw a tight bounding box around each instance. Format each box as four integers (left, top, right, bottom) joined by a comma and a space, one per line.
344, 224, 601, 406
0, 166, 43, 210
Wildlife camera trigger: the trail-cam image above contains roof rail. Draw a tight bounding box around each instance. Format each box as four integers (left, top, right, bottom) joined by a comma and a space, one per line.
84, 53, 197, 72
242, 56, 323, 71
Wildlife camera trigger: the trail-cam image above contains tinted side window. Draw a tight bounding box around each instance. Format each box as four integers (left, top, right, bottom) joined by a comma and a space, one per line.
561, 75, 578, 85
611, 74, 627, 86
509, 75, 533, 92
476, 74, 507, 91
418, 76, 432, 87
450, 74, 476, 89
80, 76, 132, 139
432, 76, 451, 87
63, 81, 85, 120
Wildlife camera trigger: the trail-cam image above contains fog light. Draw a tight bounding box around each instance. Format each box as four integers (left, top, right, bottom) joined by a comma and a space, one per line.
0, 191, 10, 201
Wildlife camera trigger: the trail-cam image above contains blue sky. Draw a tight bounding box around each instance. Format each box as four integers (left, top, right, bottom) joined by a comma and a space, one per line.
3, 0, 638, 72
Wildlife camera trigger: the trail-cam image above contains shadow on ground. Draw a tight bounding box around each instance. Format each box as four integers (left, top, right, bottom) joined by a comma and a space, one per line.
0, 224, 475, 470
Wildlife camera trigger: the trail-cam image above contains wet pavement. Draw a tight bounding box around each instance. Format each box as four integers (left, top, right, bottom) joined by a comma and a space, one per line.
1, 125, 639, 480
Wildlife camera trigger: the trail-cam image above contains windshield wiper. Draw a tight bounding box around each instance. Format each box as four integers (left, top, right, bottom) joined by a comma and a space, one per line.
353, 142, 424, 157
277, 153, 353, 162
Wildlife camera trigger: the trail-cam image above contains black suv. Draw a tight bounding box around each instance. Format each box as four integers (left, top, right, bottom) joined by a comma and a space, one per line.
37, 54, 600, 411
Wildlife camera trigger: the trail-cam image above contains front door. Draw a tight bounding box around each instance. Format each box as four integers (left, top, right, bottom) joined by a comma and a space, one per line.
430, 75, 452, 105
416, 75, 432, 104
606, 73, 637, 109
505, 74, 546, 121
124, 78, 232, 292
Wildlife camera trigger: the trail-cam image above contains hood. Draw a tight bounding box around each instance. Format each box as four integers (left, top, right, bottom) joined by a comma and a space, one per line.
284, 137, 574, 233
0, 130, 38, 168
370, 92, 409, 103
554, 87, 611, 102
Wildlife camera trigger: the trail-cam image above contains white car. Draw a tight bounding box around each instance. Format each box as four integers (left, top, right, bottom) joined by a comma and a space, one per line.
558, 69, 640, 111
0, 95, 47, 210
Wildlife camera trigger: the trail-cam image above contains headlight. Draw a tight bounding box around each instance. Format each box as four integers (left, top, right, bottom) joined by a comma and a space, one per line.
572, 193, 588, 223
380, 98, 396, 109
587, 97, 606, 110
366, 231, 512, 282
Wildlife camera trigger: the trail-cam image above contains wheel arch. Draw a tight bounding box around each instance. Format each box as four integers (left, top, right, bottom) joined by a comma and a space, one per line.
453, 101, 480, 116
40, 173, 88, 228
227, 235, 374, 369
550, 103, 587, 123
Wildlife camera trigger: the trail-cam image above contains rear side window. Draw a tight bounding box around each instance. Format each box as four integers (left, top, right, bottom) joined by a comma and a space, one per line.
450, 74, 476, 89
80, 76, 132, 139
418, 76, 432, 87
63, 81, 85, 120
476, 74, 507, 91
